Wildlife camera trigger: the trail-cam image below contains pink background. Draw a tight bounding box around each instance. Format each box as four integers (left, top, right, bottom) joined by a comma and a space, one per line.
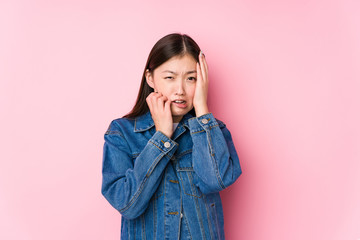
1, 0, 359, 239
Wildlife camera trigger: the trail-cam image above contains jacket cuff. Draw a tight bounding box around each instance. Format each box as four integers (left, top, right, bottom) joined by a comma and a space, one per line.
188, 112, 218, 133
149, 130, 178, 155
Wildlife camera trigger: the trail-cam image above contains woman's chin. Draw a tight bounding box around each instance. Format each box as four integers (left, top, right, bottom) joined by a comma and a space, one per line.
171, 106, 190, 116
171, 103, 193, 112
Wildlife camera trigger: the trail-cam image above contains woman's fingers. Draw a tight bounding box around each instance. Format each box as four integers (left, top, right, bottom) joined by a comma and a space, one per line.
199, 51, 208, 82
147, 92, 169, 112
147, 92, 160, 114
196, 62, 202, 82
201, 51, 208, 75
146, 93, 154, 110
193, 51, 209, 113
164, 99, 171, 113
157, 96, 168, 110
146, 91, 173, 137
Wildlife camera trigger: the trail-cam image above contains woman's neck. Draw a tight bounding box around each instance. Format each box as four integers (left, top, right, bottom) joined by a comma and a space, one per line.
172, 116, 183, 123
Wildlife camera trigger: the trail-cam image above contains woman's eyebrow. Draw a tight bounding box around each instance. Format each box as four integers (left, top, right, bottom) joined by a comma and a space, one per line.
162, 70, 197, 74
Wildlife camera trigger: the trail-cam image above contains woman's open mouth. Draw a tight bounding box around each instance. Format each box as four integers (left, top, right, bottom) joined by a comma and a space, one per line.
172, 100, 187, 108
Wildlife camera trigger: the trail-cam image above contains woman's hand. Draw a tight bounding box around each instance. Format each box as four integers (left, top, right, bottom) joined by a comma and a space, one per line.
146, 92, 173, 138
193, 51, 209, 117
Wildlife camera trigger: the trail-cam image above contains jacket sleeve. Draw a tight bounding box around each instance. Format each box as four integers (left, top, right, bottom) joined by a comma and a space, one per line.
188, 112, 242, 194
101, 120, 178, 220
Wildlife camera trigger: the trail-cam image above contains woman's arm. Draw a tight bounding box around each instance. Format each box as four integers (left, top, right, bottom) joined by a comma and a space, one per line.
101, 120, 178, 220
189, 113, 242, 194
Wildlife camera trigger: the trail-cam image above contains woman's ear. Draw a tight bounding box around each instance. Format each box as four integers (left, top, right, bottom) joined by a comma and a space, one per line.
145, 69, 155, 89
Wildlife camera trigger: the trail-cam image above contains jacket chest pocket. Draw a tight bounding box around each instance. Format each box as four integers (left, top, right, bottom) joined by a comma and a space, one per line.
175, 151, 203, 198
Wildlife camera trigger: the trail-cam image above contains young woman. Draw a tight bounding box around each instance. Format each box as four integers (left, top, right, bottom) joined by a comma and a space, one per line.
101, 33, 242, 240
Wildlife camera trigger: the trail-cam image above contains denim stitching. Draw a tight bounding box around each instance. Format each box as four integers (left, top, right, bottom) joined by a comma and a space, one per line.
149, 141, 166, 153
203, 196, 215, 240
128, 154, 163, 200
182, 211, 193, 240
128, 218, 130, 240
149, 140, 179, 160
141, 215, 146, 240
210, 203, 221, 239
153, 196, 157, 240
211, 154, 226, 190
191, 181, 206, 239
147, 153, 171, 178
119, 153, 163, 213
105, 130, 124, 135
163, 167, 168, 240
172, 126, 186, 141
190, 124, 219, 135
191, 129, 205, 134
178, 167, 194, 171
145, 151, 164, 177
187, 171, 203, 198
153, 177, 164, 200
178, 185, 183, 240
178, 171, 203, 198
134, 118, 154, 132
176, 149, 192, 158
206, 128, 226, 190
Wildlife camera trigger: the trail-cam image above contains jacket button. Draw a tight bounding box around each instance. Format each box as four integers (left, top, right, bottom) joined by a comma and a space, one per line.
201, 118, 209, 124
164, 142, 171, 148
180, 212, 183, 218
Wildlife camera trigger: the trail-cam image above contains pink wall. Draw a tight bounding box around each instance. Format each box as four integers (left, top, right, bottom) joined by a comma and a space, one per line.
1, 0, 359, 239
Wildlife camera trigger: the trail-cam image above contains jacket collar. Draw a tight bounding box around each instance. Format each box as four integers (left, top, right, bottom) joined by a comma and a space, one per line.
134, 110, 194, 132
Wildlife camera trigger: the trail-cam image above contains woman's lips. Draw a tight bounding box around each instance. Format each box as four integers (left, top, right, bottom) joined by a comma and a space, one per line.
172, 100, 187, 108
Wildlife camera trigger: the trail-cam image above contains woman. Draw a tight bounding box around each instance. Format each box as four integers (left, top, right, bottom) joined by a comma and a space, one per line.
101, 33, 242, 239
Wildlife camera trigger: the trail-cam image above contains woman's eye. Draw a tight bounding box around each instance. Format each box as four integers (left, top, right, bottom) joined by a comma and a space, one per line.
165, 76, 173, 79
188, 77, 197, 81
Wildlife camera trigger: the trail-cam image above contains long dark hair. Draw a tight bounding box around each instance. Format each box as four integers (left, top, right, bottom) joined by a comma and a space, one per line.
122, 33, 201, 119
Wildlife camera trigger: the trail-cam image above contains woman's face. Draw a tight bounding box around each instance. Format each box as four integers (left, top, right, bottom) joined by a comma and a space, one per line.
146, 54, 198, 122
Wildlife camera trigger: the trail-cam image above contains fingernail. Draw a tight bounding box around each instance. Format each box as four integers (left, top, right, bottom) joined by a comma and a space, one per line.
201, 51, 205, 57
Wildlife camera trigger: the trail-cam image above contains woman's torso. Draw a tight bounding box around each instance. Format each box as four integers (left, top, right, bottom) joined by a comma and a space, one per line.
117, 111, 225, 240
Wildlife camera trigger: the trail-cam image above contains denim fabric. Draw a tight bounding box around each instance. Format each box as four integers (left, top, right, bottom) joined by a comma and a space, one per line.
101, 111, 242, 240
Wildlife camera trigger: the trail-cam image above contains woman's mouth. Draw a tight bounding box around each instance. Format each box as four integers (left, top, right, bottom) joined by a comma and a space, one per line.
172, 100, 187, 108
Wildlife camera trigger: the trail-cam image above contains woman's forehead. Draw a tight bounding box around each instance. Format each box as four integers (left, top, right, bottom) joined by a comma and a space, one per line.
156, 55, 197, 73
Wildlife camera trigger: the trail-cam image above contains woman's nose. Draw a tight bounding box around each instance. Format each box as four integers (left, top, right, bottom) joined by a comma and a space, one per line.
175, 80, 185, 95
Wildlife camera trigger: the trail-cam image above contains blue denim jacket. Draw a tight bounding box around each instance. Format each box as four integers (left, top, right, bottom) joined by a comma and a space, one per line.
101, 111, 242, 239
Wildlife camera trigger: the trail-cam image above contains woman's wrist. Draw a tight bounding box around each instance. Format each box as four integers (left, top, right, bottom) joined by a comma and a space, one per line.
156, 127, 172, 139
194, 105, 209, 117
